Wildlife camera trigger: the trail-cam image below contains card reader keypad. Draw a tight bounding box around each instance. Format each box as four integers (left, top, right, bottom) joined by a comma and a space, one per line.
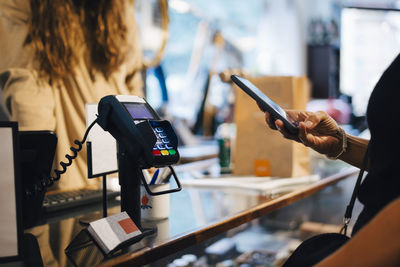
152, 126, 176, 156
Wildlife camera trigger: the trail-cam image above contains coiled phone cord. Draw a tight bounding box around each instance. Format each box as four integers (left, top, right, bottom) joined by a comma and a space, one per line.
25, 118, 98, 197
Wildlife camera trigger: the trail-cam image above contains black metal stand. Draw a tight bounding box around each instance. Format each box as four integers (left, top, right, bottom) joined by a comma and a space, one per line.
102, 175, 107, 218
117, 145, 142, 227
67, 142, 183, 265
78, 175, 109, 225
117, 144, 182, 227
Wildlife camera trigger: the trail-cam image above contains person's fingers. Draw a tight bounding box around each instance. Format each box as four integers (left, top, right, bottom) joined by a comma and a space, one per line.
265, 112, 277, 130
304, 110, 339, 136
265, 113, 298, 142
298, 121, 311, 146
275, 120, 301, 142
274, 119, 284, 130
286, 110, 311, 122
275, 120, 290, 138
302, 112, 322, 130
285, 110, 302, 122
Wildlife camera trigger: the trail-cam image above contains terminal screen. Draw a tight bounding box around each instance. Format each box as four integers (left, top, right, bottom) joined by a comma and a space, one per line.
124, 103, 154, 120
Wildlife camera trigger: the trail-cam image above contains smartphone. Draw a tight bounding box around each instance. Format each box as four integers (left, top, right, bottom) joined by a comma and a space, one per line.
231, 74, 299, 135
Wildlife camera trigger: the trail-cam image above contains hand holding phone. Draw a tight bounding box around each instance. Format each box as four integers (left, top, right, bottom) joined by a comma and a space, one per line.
231, 74, 299, 135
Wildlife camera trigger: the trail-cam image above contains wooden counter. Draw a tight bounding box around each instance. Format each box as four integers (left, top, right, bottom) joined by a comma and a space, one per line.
98, 168, 358, 267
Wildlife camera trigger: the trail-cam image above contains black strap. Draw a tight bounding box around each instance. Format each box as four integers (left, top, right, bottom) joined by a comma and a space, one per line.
340, 143, 370, 235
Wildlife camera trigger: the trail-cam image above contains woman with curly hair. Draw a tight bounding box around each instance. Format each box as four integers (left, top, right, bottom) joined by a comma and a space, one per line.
0, 0, 144, 190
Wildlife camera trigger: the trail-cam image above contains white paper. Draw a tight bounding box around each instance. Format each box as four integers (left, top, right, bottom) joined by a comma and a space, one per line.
88, 212, 141, 254
0, 127, 18, 257
88, 217, 121, 253
180, 175, 320, 195
86, 104, 118, 176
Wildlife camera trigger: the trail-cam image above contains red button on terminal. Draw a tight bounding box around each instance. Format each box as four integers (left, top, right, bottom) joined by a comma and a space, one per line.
152, 150, 161, 156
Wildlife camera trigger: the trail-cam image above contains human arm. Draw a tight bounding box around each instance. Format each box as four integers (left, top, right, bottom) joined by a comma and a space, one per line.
0, 0, 33, 72
1, 68, 55, 131
265, 110, 369, 170
336, 134, 369, 170
314, 197, 400, 267
0, 1, 55, 130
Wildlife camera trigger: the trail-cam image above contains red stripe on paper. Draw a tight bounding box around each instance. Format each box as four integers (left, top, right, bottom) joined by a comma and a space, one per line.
118, 218, 139, 234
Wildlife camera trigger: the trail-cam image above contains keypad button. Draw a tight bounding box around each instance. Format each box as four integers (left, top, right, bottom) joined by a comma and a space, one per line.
162, 138, 170, 143
168, 149, 176, 155
157, 144, 166, 150
165, 144, 173, 149
159, 133, 167, 138
161, 150, 169, 155
156, 141, 163, 146
155, 127, 164, 133
152, 150, 161, 156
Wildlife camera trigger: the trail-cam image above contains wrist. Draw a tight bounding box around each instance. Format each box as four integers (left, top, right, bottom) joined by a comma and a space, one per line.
326, 127, 347, 160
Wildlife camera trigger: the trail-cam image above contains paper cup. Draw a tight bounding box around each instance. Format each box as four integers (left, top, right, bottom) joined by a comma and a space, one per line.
140, 183, 170, 221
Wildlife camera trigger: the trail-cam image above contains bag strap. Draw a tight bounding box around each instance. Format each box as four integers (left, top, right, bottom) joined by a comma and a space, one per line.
340, 143, 370, 235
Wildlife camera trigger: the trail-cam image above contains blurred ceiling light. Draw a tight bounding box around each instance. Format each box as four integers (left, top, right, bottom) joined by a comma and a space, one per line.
169, 0, 191, 13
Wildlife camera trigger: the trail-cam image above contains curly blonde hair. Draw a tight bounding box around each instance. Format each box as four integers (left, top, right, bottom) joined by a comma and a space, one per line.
27, 0, 128, 83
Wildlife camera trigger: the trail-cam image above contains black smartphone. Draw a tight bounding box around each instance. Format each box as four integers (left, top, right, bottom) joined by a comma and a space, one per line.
231, 74, 299, 135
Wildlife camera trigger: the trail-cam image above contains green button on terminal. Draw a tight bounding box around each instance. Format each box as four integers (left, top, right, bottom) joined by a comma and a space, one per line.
168, 149, 176, 155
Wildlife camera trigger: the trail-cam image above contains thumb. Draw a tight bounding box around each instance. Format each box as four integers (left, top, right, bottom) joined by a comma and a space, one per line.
304, 111, 326, 129
303, 115, 319, 129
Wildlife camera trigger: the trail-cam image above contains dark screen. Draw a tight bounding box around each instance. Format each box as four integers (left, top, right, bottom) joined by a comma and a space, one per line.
124, 103, 154, 119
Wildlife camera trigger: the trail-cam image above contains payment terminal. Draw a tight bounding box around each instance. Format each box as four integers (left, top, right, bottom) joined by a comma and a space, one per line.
97, 95, 181, 225
97, 95, 180, 168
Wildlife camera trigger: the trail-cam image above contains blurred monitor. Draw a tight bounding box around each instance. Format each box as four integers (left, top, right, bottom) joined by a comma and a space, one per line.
340, 7, 400, 116
0, 122, 22, 261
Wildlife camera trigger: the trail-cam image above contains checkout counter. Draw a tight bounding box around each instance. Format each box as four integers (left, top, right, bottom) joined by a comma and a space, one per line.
1, 94, 360, 266
26, 159, 357, 267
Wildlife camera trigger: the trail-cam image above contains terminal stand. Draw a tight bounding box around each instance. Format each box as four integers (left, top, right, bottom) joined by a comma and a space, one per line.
117, 145, 143, 227
67, 94, 183, 265
118, 144, 182, 227
66, 143, 182, 266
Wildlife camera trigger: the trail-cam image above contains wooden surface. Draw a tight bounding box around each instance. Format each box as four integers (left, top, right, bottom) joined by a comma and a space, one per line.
99, 168, 358, 267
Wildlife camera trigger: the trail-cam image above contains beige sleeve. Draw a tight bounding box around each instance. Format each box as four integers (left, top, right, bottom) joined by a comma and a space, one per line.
1, 68, 56, 131
0, 0, 33, 72
316, 197, 400, 267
